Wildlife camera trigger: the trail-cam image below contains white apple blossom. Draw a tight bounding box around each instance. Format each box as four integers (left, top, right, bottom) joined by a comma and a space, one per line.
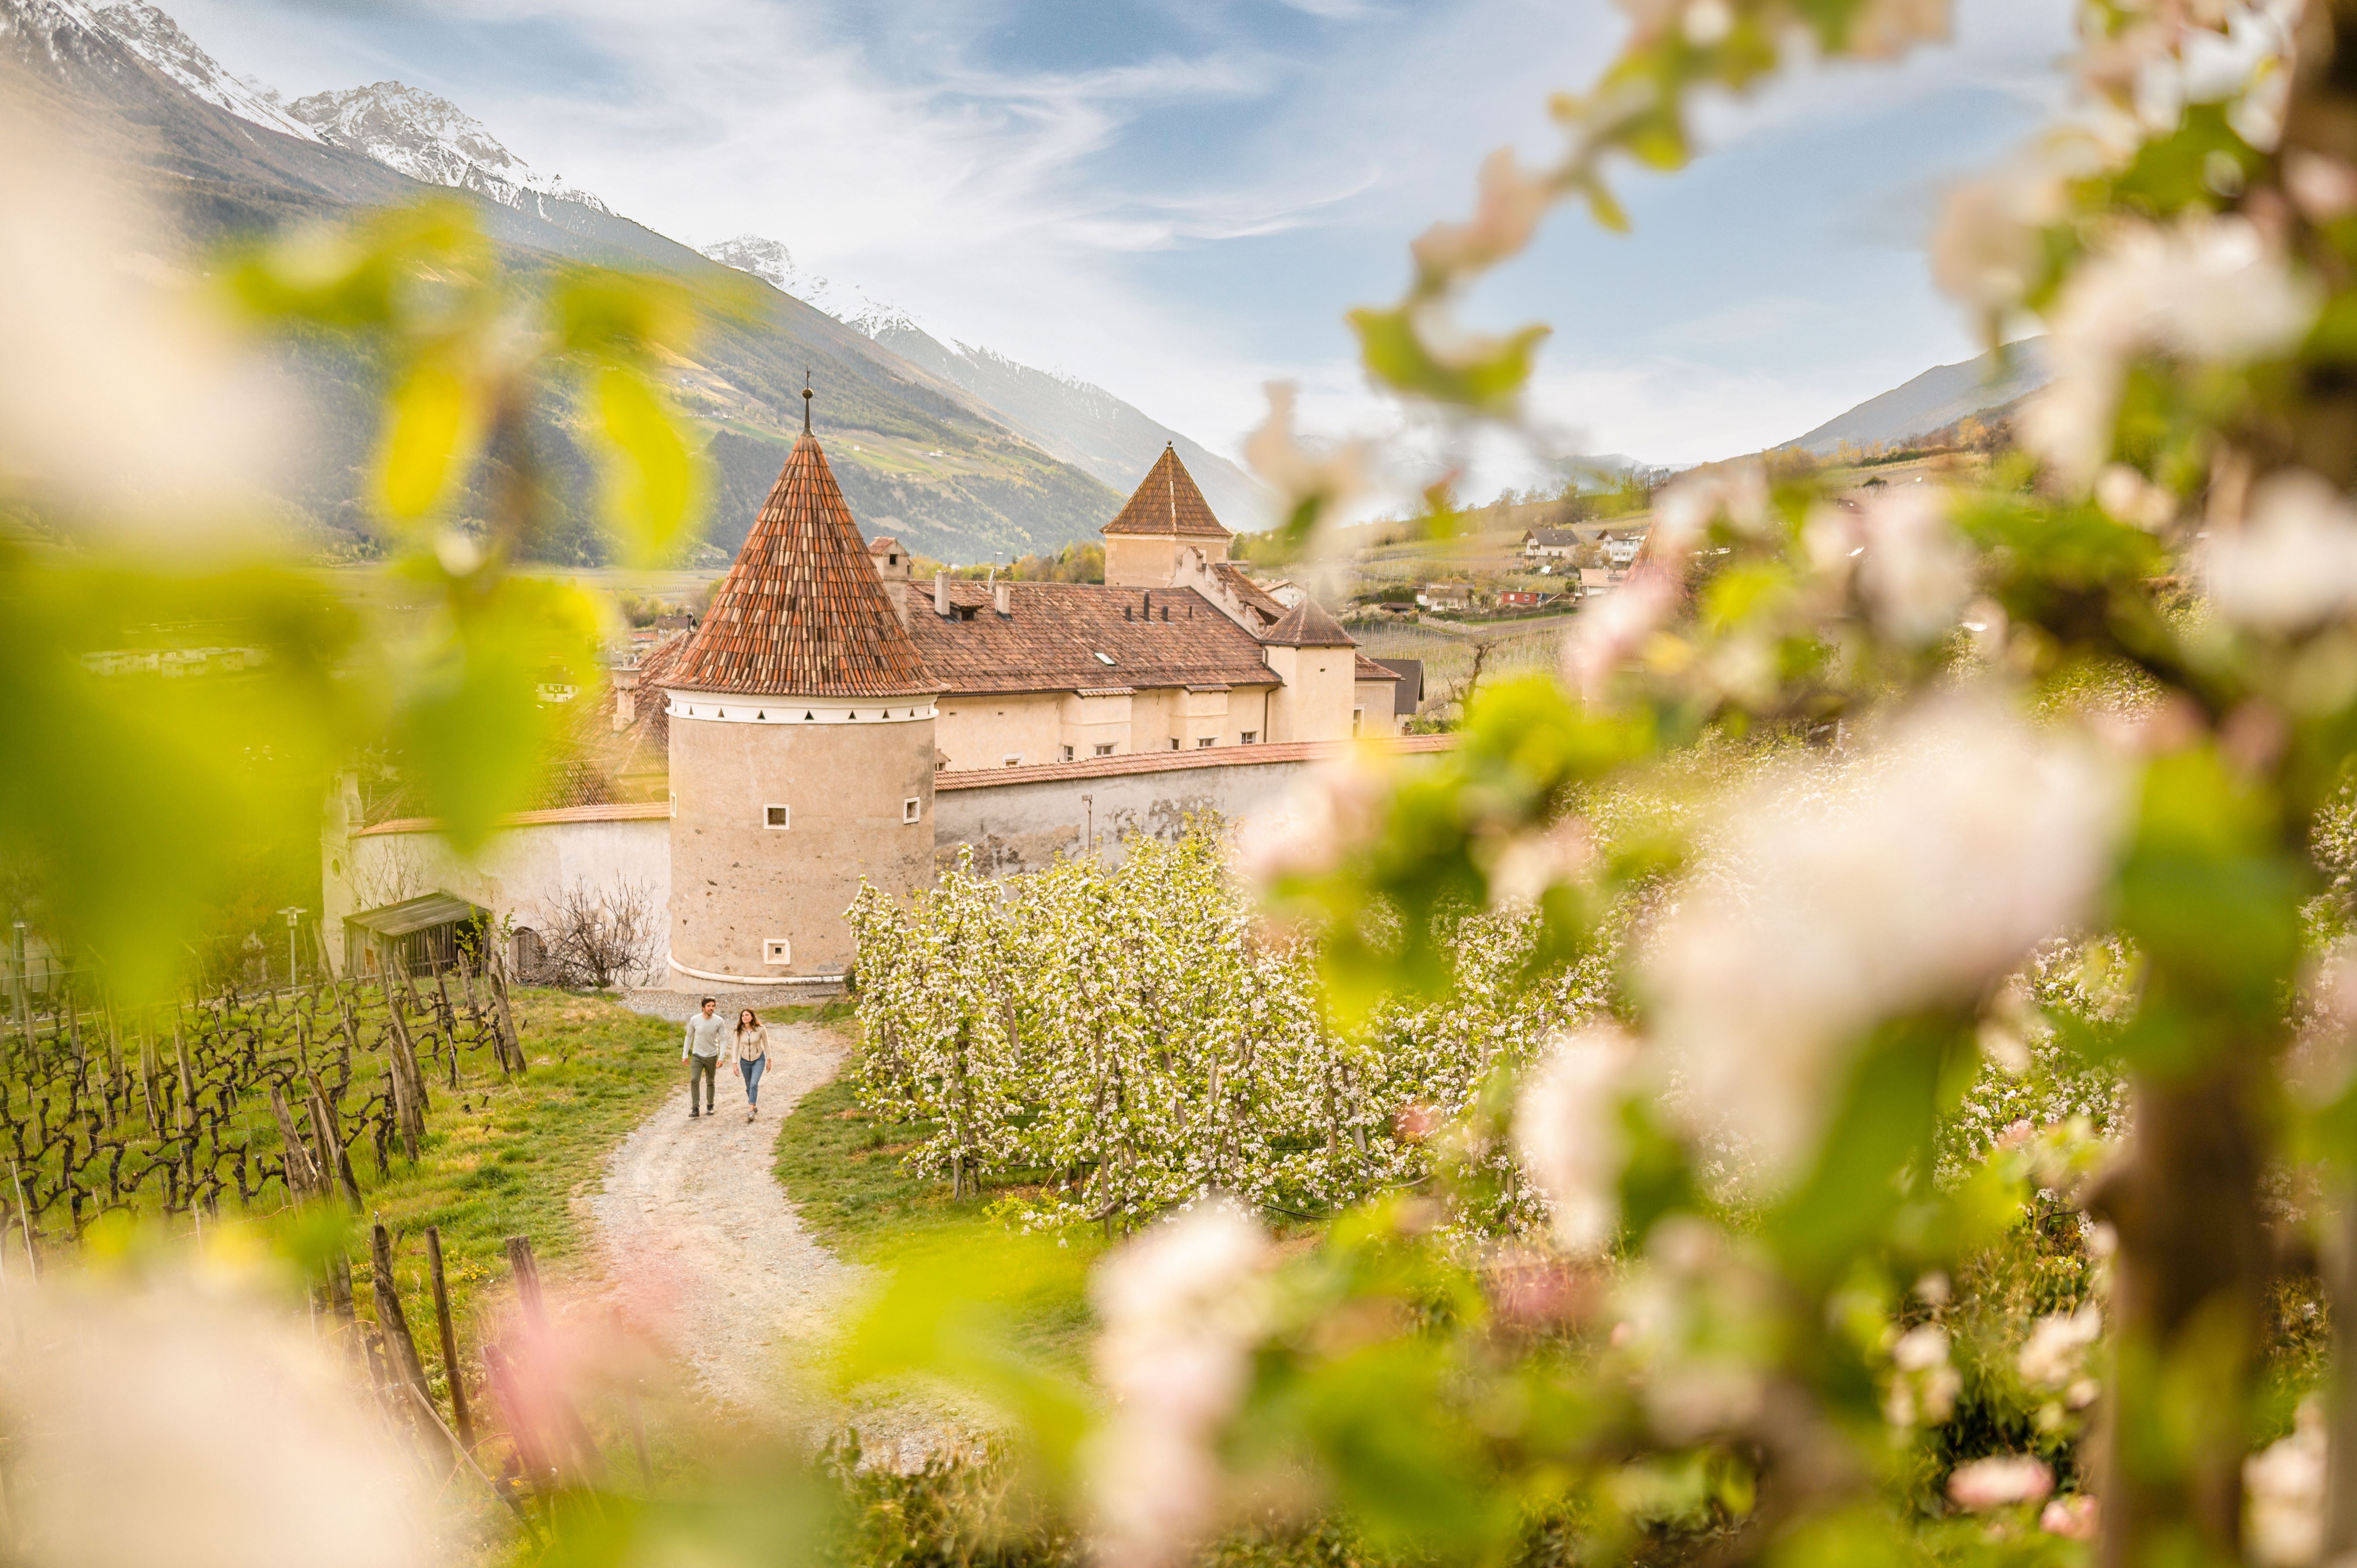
2202, 468, 2357, 633
1948, 1454, 2056, 1510
2025, 214, 2318, 485
2246, 1400, 2328, 1568
1514, 1025, 1637, 1255
1085, 1200, 1277, 1568
1243, 381, 1372, 545
1645, 694, 2127, 1182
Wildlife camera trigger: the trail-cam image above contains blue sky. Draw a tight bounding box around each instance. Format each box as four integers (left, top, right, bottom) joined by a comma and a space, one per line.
168, 0, 2076, 475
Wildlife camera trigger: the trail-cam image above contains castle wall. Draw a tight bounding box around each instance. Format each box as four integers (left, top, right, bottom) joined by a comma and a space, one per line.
1104, 533, 1185, 588
326, 809, 672, 974
668, 713, 936, 981
931, 754, 1321, 878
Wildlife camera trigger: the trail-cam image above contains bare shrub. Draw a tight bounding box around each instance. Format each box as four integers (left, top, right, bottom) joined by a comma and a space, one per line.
540, 877, 662, 990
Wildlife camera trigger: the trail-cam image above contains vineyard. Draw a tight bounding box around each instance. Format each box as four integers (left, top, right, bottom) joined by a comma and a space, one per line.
0, 942, 524, 1248
847, 823, 1613, 1233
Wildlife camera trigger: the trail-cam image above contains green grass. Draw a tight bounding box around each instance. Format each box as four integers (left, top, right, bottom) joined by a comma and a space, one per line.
773, 1057, 1102, 1366
355, 988, 684, 1338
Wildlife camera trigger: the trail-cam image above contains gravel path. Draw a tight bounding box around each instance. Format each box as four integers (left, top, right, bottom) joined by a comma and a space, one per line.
585, 1019, 961, 1466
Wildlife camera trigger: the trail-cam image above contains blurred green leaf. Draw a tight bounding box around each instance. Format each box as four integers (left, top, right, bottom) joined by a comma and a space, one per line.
378, 354, 482, 520
1346, 306, 1550, 414
590, 365, 701, 564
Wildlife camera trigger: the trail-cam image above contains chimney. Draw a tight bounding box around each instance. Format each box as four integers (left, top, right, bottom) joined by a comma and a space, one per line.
934, 570, 951, 618
891, 581, 911, 629
1142, 590, 1152, 621
994, 581, 1011, 616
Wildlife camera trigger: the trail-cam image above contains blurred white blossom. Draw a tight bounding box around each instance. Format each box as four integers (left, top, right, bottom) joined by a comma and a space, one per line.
0, 1272, 441, 1568
2246, 1400, 2327, 1568
2202, 468, 2357, 633
1410, 149, 1552, 280
1645, 695, 2127, 1182
1085, 1200, 1275, 1568
1514, 1026, 1637, 1255
2018, 1303, 2103, 1398
1884, 1322, 1961, 1427
1562, 569, 1680, 705
1233, 752, 1386, 889
2026, 214, 2317, 485
1948, 1454, 2056, 1510
1932, 159, 2068, 319
1243, 382, 1372, 546
1856, 484, 1973, 646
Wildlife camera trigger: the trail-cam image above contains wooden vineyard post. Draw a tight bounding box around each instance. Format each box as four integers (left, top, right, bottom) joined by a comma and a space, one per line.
7, 1160, 35, 1280
503, 1234, 606, 1480
425, 1224, 474, 1449
489, 950, 525, 1073
505, 1235, 544, 1325
378, 973, 430, 1139
369, 1223, 436, 1429
266, 1083, 323, 1203
305, 1070, 361, 1209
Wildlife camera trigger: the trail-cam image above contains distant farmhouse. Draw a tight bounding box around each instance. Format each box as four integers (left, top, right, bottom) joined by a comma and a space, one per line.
326, 433, 1436, 989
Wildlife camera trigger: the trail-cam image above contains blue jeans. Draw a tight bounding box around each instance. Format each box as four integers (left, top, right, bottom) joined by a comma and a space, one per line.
739, 1055, 766, 1106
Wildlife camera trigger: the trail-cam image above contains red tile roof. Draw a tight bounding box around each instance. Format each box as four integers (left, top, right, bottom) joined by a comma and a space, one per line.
1262, 597, 1356, 648
1210, 563, 1287, 633
1102, 444, 1232, 539
668, 434, 941, 698
899, 580, 1276, 696
1354, 653, 1402, 681
934, 733, 1457, 790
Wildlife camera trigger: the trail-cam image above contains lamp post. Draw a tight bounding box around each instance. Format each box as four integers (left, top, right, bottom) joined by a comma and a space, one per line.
278, 907, 306, 988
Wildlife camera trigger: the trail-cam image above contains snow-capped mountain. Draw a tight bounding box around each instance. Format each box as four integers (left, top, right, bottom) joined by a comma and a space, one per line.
700, 235, 901, 330
8, 0, 324, 141
286, 82, 612, 216
700, 233, 1267, 525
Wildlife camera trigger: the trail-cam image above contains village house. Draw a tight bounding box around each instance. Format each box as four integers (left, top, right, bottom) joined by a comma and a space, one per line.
1522, 526, 1582, 559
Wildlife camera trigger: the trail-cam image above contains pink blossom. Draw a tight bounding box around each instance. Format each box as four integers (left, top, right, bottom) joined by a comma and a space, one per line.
1410, 148, 1552, 280
1948, 1455, 2055, 1510
2040, 1495, 2099, 1539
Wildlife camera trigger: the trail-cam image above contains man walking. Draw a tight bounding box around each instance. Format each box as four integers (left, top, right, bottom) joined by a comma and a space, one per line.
683, 997, 726, 1119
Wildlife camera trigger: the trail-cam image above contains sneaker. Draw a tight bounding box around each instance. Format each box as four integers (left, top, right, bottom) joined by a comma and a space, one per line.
689, 1111, 699, 1120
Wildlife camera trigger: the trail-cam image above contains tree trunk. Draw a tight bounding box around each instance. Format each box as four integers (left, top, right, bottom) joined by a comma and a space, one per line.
2089, 1061, 2270, 1568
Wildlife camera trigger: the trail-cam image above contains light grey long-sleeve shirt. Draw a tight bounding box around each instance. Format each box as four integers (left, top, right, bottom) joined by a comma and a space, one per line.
683, 1012, 729, 1058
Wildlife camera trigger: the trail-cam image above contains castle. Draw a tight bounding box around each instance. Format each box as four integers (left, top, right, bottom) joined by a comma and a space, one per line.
323, 425, 1435, 988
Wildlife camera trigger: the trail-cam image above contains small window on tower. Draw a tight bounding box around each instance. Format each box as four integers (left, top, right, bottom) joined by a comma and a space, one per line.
1197, 737, 1215, 748
764, 938, 791, 966
1060, 745, 1075, 762
764, 804, 790, 829
902, 797, 920, 824
1240, 730, 1258, 744
1167, 739, 1179, 751
1003, 753, 1024, 767
1095, 743, 1116, 757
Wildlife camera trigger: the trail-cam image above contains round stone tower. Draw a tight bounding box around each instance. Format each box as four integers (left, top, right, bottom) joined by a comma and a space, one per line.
660, 420, 942, 989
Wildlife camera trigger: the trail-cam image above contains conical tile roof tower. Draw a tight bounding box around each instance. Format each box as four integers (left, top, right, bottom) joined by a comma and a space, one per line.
670, 431, 940, 699
661, 409, 940, 992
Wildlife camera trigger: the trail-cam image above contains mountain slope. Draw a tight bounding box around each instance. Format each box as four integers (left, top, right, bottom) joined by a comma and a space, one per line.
1784, 342, 2050, 455
701, 232, 1271, 531
2, 0, 1126, 563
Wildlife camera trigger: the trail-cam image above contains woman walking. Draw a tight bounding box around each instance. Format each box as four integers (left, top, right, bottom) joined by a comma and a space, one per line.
733, 1008, 769, 1121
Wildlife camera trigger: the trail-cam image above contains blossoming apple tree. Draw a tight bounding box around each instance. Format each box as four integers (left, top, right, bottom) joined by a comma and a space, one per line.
1030, 0, 2357, 1564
